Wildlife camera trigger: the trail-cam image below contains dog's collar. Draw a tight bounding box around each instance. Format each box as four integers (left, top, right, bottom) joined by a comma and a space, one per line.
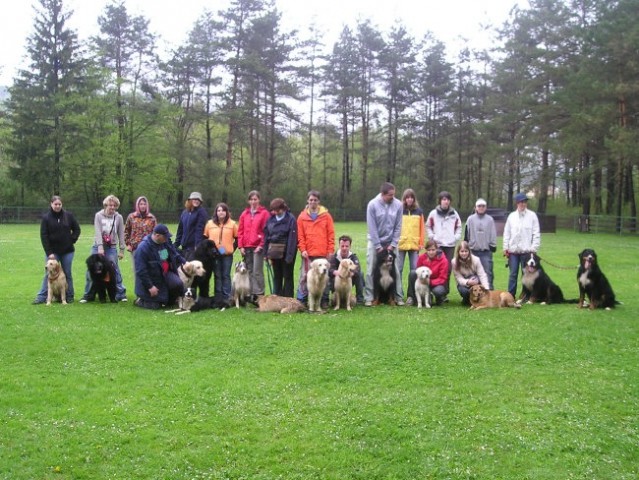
180, 264, 189, 276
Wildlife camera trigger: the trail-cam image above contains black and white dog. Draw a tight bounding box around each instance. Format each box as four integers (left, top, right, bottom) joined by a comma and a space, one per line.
519, 253, 565, 305
577, 249, 617, 310
373, 249, 397, 306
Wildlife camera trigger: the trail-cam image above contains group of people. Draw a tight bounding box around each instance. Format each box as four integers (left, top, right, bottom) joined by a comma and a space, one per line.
33, 186, 540, 309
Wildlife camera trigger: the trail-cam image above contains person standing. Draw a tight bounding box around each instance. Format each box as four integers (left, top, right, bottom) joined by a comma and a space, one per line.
329, 235, 365, 306
33, 196, 81, 304
397, 188, 425, 304
503, 192, 541, 297
296, 190, 335, 305
264, 198, 298, 298
451, 241, 490, 305
134, 224, 186, 310
364, 182, 404, 306
124, 196, 157, 285
464, 198, 497, 289
80, 194, 127, 302
426, 191, 462, 298
175, 192, 208, 257
237, 190, 270, 299
203, 203, 238, 302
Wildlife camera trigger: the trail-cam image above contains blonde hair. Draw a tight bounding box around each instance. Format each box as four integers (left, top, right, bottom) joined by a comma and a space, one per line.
103, 194, 120, 208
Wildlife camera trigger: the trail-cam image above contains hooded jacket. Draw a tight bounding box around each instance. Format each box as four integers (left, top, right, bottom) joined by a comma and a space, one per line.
398, 207, 425, 251
40, 207, 81, 256
426, 206, 462, 248
238, 205, 270, 249
417, 250, 449, 287
125, 196, 157, 251
297, 205, 335, 257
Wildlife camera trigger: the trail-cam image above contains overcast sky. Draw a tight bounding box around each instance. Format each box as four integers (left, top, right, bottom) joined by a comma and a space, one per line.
0, 0, 525, 85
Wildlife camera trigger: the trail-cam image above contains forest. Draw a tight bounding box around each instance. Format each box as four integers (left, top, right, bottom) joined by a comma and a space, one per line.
0, 0, 637, 218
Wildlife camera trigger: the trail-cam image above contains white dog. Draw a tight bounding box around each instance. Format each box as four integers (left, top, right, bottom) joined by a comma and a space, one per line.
333, 258, 357, 311
177, 260, 206, 288
307, 258, 330, 312
232, 261, 251, 308
414, 266, 432, 309
46, 258, 68, 305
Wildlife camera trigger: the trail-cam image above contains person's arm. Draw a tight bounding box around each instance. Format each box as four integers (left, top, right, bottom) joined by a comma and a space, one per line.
454, 213, 462, 242
531, 213, 541, 252
40, 215, 52, 256
366, 202, 381, 250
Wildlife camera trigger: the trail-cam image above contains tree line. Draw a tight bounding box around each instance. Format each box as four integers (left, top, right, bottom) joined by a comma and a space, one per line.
0, 0, 637, 219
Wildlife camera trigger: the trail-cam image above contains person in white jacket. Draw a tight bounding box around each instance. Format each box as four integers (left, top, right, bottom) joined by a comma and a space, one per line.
502, 193, 541, 297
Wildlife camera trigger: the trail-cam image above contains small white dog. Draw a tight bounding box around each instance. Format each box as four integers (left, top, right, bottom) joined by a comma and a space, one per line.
414, 266, 432, 309
307, 258, 330, 312
333, 258, 357, 311
232, 261, 251, 308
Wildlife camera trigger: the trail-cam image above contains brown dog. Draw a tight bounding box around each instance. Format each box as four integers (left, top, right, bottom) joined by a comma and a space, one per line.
333, 258, 357, 311
256, 295, 306, 314
45, 258, 68, 305
469, 284, 520, 310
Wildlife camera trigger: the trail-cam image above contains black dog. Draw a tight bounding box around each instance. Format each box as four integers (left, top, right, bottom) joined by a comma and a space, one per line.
373, 249, 397, 306
186, 239, 219, 297
86, 254, 117, 303
519, 253, 565, 304
577, 248, 617, 309
189, 294, 232, 312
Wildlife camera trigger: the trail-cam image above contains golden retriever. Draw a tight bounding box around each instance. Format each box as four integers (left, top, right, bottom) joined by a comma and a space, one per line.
178, 260, 206, 288
414, 266, 432, 309
333, 258, 357, 311
256, 295, 306, 313
45, 258, 68, 305
469, 284, 520, 310
307, 258, 330, 312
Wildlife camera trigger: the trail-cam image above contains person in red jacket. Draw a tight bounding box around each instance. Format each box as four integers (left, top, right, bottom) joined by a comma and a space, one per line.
406, 240, 450, 305
237, 190, 270, 298
296, 190, 335, 305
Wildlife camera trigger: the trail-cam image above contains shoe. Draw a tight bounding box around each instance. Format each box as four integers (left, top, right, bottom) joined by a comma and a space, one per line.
364, 301, 372, 307
442, 296, 449, 303
66, 298, 74, 304
32, 298, 45, 305
118, 297, 128, 303
79, 298, 88, 304
396, 300, 405, 306
406, 297, 414, 306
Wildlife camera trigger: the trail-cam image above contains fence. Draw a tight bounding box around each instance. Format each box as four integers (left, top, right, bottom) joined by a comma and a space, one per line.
0, 206, 637, 235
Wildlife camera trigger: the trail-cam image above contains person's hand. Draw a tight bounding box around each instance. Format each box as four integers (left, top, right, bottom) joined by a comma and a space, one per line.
126, 245, 133, 252
386, 245, 394, 251
149, 286, 159, 297
255, 246, 262, 253
118, 251, 124, 260
301, 251, 308, 259
48, 254, 56, 260
239, 247, 245, 256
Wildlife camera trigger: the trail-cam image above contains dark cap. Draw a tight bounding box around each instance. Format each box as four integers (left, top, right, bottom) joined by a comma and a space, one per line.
153, 224, 171, 237
514, 193, 528, 203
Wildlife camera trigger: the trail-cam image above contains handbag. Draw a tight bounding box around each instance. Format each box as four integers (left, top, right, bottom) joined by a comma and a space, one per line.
102, 220, 115, 248
267, 243, 286, 260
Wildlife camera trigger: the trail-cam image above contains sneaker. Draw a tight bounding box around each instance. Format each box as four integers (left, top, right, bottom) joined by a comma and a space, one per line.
364, 301, 373, 307
118, 297, 128, 303
66, 298, 74, 304
406, 297, 414, 306
32, 298, 46, 305
442, 296, 449, 303
396, 299, 405, 306
79, 298, 88, 304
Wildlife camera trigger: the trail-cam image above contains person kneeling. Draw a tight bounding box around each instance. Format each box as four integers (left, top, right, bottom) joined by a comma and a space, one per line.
134, 224, 186, 310
406, 240, 449, 306
452, 241, 490, 306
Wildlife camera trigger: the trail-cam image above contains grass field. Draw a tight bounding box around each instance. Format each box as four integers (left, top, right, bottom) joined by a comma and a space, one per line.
1, 224, 638, 479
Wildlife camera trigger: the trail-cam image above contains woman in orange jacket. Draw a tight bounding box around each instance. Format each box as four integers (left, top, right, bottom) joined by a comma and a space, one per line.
204, 203, 238, 301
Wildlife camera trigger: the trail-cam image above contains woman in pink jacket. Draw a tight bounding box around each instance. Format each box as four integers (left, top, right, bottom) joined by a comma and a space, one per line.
237, 191, 270, 298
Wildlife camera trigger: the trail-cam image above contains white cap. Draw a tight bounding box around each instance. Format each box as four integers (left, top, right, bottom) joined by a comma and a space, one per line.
475, 198, 487, 207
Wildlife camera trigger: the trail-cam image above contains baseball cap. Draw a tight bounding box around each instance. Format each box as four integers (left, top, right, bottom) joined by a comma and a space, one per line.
153, 224, 171, 237
475, 198, 487, 207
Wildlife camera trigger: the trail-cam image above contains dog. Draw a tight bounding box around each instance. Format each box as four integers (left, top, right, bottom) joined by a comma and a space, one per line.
373, 249, 397, 306
187, 239, 219, 297
165, 287, 197, 314
414, 266, 432, 309
469, 284, 520, 310
45, 258, 68, 305
86, 254, 117, 303
307, 258, 330, 312
333, 258, 357, 311
577, 248, 617, 310
232, 261, 251, 308
177, 260, 206, 288
256, 295, 306, 313
518, 253, 565, 305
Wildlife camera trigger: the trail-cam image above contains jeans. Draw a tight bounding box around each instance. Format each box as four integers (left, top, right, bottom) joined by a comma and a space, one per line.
472, 250, 494, 290
35, 252, 75, 302
507, 253, 528, 297
396, 249, 418, 299
83, 245, 127, 301
214, 254, 234, 300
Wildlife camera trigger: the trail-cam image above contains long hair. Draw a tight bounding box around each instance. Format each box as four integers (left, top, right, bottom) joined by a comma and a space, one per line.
454, 241, 473, 271
401, 188, 419, 211
135, 196, 150, 216
213, 203, 231, 225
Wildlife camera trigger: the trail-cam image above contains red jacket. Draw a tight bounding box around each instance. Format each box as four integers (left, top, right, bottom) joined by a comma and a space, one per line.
238, 206, 270, 249
297, 206, 335, 257
417, 250, 449, 287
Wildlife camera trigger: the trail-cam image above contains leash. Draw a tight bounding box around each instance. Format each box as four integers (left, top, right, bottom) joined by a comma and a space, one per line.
537, 255, 578, 271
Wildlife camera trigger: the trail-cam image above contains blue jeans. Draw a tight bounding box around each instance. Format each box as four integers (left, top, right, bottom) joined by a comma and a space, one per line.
396, 249, 418, 299
83, 246, 127, 301
214, 255, 234, 300
507, 253, 528, 297
35, 252, 75, 302
472, 250, 494, 290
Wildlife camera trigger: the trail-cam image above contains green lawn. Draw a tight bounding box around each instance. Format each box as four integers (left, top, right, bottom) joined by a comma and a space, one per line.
1, 224, 638, 479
